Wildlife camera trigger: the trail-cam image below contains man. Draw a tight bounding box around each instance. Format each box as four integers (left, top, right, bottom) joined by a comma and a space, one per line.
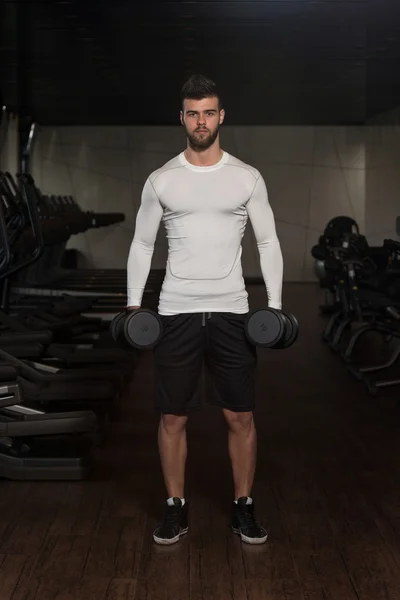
126, 74, 283, 545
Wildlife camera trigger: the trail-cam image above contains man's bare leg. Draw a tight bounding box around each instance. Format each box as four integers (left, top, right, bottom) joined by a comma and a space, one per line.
223, 409, 256, 498
158, 413, 188, 499
153, 413, 189, 545
222, 408, 267, 544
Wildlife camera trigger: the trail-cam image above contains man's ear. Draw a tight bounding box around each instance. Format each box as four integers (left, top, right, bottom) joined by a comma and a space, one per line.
219, 109, 225, 125
180, 110, 184, 126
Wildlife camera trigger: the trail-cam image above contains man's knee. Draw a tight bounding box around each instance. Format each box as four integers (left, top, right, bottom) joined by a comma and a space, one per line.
223, 409, 254, 433
160, 413, 189, 434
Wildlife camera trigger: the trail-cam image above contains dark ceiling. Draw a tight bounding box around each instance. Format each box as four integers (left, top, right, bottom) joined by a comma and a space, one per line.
1, 0, 400, 126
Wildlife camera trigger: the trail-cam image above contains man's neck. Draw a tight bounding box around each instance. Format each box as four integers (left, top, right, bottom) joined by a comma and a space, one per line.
184, 143, 224, 167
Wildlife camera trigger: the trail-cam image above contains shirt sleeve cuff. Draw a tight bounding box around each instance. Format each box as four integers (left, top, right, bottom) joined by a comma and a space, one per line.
127, 289, 144, 307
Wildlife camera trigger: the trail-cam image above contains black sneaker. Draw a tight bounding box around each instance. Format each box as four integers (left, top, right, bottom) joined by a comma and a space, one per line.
231, 497, 268, 544
153, 498, 189, 545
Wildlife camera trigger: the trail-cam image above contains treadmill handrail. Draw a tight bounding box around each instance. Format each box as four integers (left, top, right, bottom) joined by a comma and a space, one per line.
0, 381, 22, 407
0, 190, 12, 276
1, 173, 45, 279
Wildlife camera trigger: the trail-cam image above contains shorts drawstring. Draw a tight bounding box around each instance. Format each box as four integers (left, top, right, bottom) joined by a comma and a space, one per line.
202, 312, 211, 326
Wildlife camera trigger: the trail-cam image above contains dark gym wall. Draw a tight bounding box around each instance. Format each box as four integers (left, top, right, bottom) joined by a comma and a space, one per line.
28, 117, 399, 281
365, 107, 400, 247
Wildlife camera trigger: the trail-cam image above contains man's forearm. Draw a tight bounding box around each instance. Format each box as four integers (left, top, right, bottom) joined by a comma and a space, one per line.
127, 239, 155, 307
257, 238, 284, 310
126, 177, 163, 307
246, 173, 284, 309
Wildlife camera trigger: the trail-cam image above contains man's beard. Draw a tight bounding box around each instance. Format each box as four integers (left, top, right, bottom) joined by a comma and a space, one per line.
185, 123, 220, 151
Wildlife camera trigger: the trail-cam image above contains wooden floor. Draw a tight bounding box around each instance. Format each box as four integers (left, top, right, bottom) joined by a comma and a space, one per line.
2, 284, 400, 599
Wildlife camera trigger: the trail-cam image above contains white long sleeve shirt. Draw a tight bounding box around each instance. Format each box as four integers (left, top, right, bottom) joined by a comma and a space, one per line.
127, 151, 283, 315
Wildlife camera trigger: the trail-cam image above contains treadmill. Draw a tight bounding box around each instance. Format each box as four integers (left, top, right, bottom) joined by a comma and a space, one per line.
0, 172, 122, 421
8, 173, 131, 309
0, 166, 98, 479
0, 172, 132, 378
0, 363, 97, 481
1, 172, 134, 366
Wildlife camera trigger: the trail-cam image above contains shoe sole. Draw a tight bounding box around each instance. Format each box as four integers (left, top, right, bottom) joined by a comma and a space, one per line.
153, 527, 189, 545
232, 526, 268, 545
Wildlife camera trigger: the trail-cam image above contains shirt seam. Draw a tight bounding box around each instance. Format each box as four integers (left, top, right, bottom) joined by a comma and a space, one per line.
225, 163, 259, 182
151, 164, 186, 185
248, 173, 261, 199
149, 158, 261, 201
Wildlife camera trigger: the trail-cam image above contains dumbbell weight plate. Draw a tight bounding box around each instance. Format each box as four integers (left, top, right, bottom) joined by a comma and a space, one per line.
124, 309, 163, 350
245, 308, 285, 348
110, 312, 128, 347
283, 312, 299, 348
273, 311, 299, 349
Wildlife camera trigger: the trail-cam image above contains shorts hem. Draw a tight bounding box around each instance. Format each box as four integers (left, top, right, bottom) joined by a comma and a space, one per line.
156, 405, 202, 415
207, 399, 255, 412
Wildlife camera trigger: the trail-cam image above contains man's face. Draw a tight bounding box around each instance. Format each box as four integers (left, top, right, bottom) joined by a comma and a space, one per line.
180, 97, 225, 150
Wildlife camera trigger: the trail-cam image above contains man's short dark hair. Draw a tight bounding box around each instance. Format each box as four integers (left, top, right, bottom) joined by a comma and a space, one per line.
181, 74, 222, 110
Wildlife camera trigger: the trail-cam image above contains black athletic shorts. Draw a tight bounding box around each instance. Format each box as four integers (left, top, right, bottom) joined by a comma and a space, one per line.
153, 312, 257, 414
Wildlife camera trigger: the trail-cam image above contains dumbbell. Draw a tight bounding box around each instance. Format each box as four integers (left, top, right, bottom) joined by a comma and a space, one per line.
245, 308, 299, 349
110, 308, 163, 350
